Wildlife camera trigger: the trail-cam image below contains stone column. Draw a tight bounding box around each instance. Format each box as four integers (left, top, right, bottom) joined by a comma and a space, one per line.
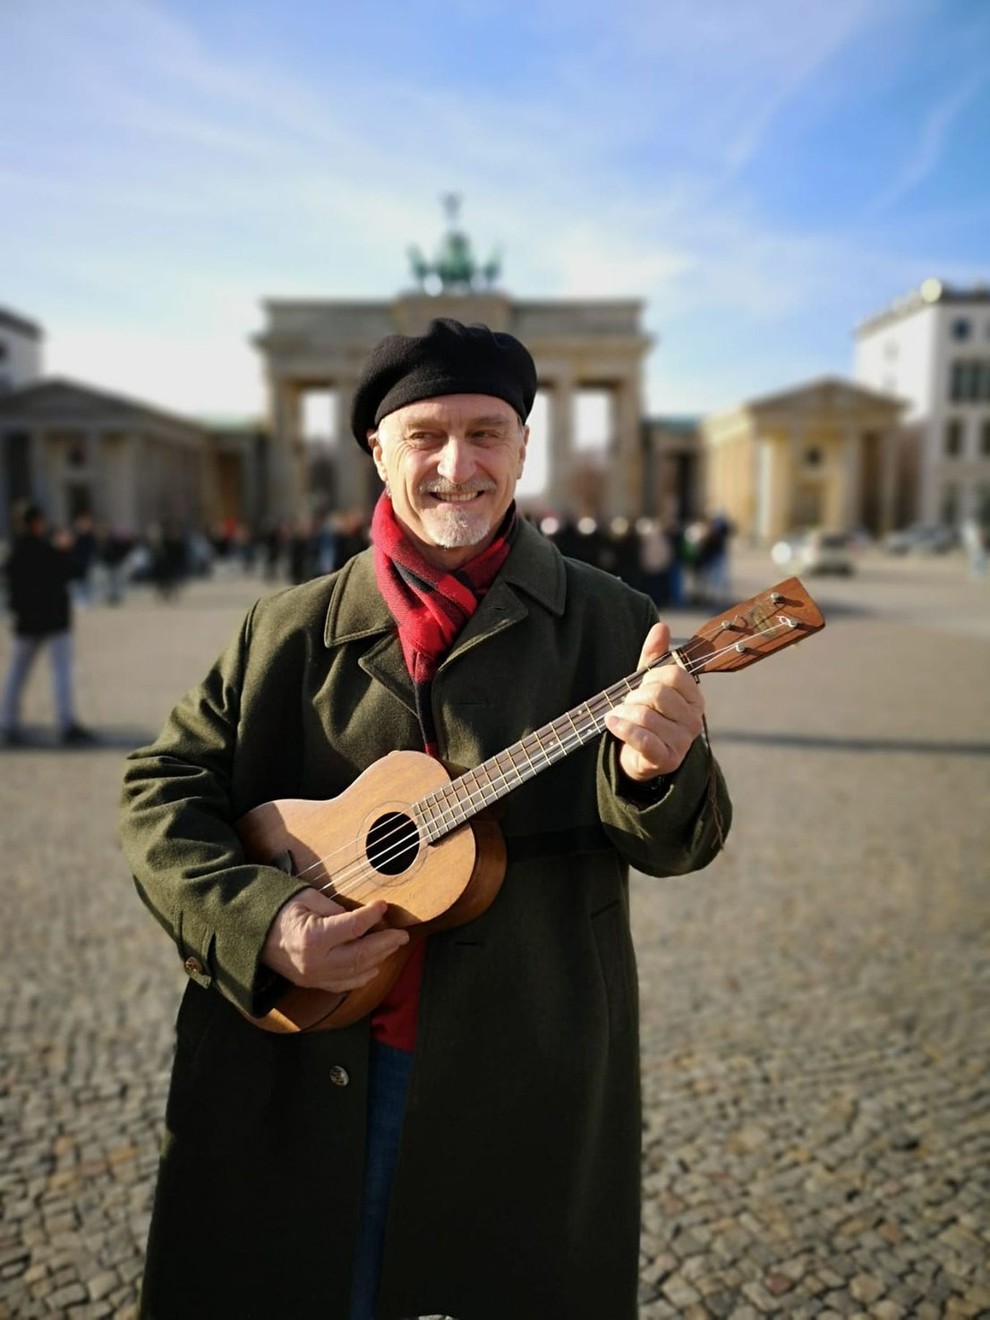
606, 376, 644, 519
269, 378, 305, 520
333, 378, 375, 511
840, 425, 861, 529
879, 426, 898, 534
34, 429, 57, 521
546, 373, 575, 516
101, 433, 139, 532
755, 434, 775, 543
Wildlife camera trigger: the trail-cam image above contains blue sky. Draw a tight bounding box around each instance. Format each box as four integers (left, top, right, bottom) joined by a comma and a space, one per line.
3, 0, 989, 430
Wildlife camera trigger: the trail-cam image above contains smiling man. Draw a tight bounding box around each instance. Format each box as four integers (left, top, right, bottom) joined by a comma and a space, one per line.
121, 317, 732, 1320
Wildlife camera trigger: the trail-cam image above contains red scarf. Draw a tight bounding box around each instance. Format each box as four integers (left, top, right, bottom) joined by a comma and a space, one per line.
371, 492, 517, 756
369, 492, 517, 1050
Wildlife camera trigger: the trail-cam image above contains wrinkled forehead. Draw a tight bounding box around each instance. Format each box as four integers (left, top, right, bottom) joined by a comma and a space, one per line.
378, 393, 524, 434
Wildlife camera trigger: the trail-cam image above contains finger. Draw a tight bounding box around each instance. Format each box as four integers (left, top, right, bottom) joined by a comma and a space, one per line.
637, 621, 671, 669
323, 927, 410, 981
295, 889, 388, 921
605, 703, 697, 779
613, 683, 698, 728
636, 663, 704, 707
604, 709, 676, 759
315, 900, 393, 945
316, 967, 383, 993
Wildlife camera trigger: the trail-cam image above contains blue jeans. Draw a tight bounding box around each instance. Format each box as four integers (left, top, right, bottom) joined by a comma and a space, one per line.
1, 633, 75, 734
349, 1041, 414, 1320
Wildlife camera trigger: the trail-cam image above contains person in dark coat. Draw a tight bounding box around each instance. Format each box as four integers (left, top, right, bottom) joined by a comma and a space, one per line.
1, 502, 93, 746
120, 319, 732, 1320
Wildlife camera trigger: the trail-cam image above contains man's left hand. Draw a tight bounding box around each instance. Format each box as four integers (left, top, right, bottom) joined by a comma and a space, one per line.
603, 621, 704, 783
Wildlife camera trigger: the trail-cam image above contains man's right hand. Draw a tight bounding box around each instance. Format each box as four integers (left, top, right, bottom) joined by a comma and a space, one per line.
261, 890, 409, 992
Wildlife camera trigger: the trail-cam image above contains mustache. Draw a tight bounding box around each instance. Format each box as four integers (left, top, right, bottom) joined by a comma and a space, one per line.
419, 480, 496, 496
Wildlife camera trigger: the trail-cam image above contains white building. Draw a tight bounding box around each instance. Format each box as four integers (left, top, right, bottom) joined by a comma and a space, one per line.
854, 279, 990, 529
0, 307, 43, 394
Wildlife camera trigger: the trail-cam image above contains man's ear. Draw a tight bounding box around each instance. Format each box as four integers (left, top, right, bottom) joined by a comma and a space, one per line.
369, 432, 387, 483
517, 424, 530, 477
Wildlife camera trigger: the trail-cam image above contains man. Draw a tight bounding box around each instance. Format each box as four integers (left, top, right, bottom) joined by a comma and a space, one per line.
1, 502, 93, 747
121, 318, 731, 1320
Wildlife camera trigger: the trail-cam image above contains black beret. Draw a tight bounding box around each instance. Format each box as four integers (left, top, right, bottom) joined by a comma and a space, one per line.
350, 317, 538, 450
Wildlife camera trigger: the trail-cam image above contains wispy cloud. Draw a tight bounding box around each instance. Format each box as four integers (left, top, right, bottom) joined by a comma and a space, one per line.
866, 72, 989, 216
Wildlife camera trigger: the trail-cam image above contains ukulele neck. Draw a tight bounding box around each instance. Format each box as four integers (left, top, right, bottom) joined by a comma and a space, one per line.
414, 575, 825, 845
415, 652, 674, 844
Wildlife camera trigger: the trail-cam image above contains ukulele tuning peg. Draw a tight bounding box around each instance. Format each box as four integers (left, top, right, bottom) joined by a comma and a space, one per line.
770, 592, 783, 605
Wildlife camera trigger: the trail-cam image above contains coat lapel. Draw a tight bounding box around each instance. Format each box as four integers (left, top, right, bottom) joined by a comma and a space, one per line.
323, 552, 416, 715
439, 520, 567, 672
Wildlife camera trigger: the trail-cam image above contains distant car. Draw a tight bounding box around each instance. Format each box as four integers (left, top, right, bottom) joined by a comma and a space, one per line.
882, 523, 957, 555
771, 529, 855, 576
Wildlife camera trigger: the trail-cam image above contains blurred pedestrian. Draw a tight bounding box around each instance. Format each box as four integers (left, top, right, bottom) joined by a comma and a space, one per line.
95, 522, 132, 606
703, 510, 734, 604
961, 517, 986, 581
1, 502, 94, 747
287, 513, 317, 584
334, 509, 371, 567
636, 517, 673, 606
70, 512, 98, 607
148, 521, 188, 599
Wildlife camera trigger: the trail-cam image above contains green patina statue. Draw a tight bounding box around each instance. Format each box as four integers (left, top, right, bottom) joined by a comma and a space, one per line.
408, 193, 502, 293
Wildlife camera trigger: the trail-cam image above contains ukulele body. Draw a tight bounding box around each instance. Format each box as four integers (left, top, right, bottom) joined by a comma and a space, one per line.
236, 751, 507, 1033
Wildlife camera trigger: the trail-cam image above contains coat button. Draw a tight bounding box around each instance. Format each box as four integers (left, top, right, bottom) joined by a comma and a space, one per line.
329, 1065, 350, 1087
183, 955, 204, 976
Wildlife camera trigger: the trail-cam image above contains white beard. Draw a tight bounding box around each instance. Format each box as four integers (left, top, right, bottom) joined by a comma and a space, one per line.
420, 500, 494, 549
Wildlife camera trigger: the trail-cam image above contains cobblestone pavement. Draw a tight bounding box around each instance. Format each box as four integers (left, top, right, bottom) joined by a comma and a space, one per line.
1, 551, 987, 1318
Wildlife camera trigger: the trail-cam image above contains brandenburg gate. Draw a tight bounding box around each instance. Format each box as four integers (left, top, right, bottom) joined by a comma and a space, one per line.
253, 203, 652, 521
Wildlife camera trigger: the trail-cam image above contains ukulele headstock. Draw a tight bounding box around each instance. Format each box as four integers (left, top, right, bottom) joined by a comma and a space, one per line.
678, 577, 825, 675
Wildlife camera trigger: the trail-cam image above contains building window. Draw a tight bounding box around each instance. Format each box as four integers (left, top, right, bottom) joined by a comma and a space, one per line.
804, 446, 823, 468
951, 317, 971, 341
982, 419, 990, 457
944, 419, 964, 457
0, 342, 8, 362
948, 359, 990, 403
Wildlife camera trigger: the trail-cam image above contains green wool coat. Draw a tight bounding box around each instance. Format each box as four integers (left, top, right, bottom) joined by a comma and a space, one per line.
120, 521, 731, 1320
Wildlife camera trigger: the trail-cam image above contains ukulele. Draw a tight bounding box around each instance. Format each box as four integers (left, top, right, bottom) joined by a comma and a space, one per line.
237, 576, 825, 1033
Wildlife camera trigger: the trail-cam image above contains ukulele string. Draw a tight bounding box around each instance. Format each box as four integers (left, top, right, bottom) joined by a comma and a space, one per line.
284, 611, 799, 901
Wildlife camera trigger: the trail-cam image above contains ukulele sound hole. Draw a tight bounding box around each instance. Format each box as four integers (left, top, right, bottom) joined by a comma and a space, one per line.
366, 812, 421, 876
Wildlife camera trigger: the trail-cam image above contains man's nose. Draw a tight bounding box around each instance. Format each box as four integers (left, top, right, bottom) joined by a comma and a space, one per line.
436, 437, 475, 484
